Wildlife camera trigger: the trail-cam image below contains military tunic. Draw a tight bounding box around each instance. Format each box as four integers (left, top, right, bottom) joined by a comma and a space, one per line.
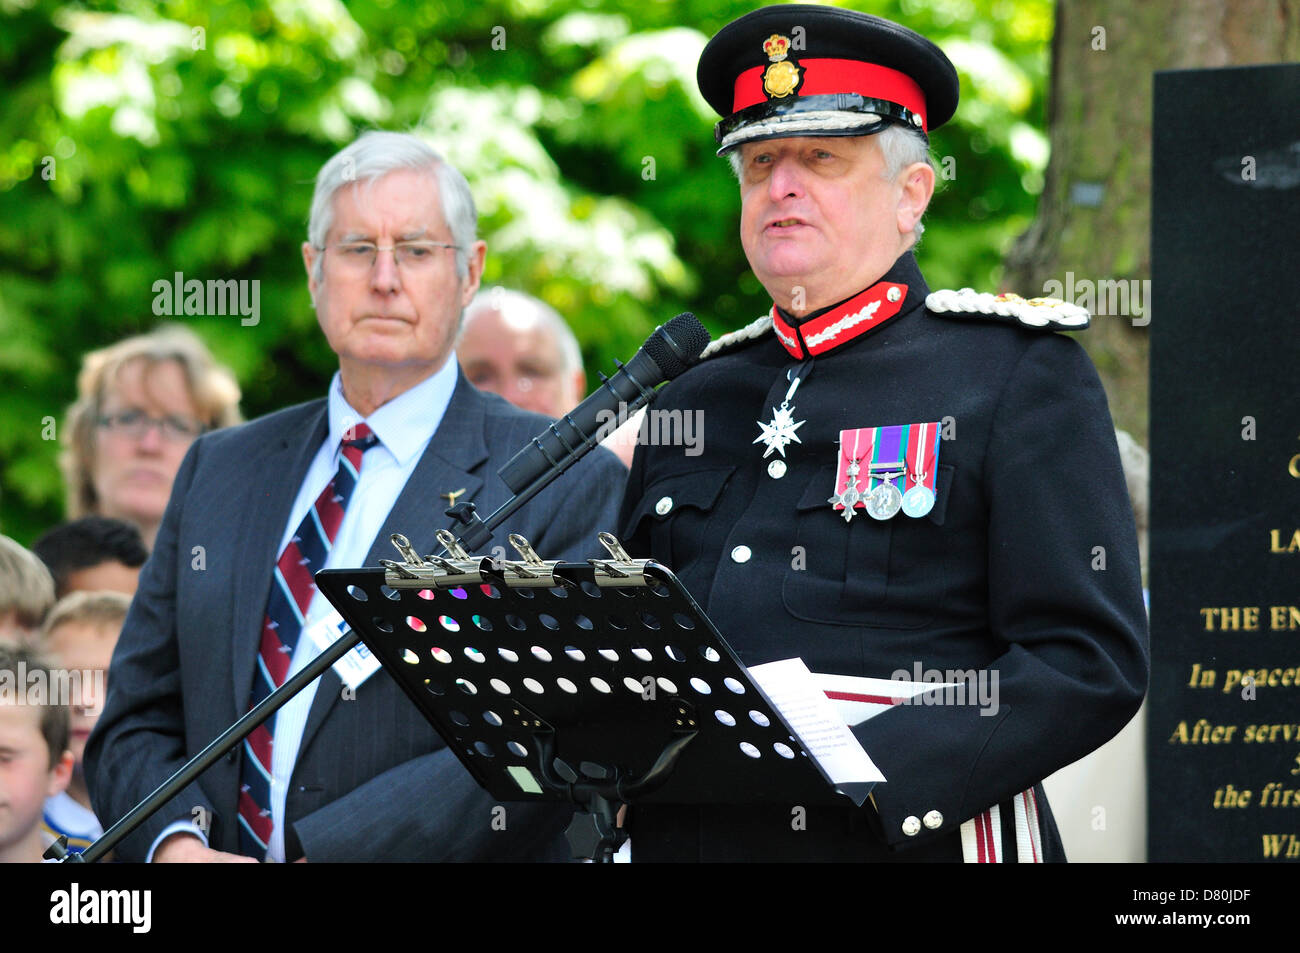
618, 252, 1148, 861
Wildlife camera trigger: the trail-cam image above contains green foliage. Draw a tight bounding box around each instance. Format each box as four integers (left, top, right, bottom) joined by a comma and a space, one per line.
0, 0, 1051, 542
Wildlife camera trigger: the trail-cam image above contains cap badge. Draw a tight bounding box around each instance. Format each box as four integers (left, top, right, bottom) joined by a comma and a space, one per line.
761, 33, 801, 99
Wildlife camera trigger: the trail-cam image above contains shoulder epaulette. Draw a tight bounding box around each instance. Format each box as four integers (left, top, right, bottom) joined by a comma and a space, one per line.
925, 288, 1090, 331
700, 313, 773, 359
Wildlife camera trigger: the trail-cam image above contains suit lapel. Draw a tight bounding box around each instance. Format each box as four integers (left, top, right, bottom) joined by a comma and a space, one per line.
298, 375, 491, 750
230, 402, 330, 716
363, 376, 491, 565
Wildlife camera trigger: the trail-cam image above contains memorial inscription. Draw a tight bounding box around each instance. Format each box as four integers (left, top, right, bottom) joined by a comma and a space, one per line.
1148, 63, 1300, 862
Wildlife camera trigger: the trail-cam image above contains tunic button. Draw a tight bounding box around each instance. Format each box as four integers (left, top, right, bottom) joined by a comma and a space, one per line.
730, 545, 752, 564
901, 815, 921, 836
767, 459, 787, 479
887, 286, 902, 303
923, 810, 943, 830
655, 496, 673, 516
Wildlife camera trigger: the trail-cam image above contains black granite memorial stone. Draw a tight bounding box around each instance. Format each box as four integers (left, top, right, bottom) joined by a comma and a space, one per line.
1148, 63, 1300, 862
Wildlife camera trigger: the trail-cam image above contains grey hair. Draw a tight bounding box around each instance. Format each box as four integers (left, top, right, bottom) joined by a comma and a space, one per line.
726, 123, 935, 238
307, 130, 478, 280
875, 124, 934, 240
461, 287, 583, 373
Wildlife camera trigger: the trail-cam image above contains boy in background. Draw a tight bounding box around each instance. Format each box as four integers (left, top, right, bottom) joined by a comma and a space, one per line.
38, 591, 130, 852
0, 535, 56, 641
0, 641, 74, 862
32, 516, 147, 599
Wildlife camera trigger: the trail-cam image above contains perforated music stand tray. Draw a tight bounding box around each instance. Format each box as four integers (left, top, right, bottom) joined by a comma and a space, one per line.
315, 533, 866, 856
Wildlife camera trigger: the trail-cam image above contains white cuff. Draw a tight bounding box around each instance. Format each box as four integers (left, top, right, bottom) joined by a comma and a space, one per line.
147, 821, 209, 862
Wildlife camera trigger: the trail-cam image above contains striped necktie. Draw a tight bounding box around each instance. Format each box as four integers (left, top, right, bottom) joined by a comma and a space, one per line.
237, 423, 379, 858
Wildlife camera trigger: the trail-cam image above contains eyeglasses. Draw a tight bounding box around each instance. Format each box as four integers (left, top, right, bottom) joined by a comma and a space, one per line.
322, 241, 460, 272
96, 409, 205, 443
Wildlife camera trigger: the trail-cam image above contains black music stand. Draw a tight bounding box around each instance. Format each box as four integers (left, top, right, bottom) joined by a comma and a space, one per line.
315, 532, 869, 862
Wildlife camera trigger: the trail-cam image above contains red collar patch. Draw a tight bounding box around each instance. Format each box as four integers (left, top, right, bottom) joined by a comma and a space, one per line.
770, 281, 909, 358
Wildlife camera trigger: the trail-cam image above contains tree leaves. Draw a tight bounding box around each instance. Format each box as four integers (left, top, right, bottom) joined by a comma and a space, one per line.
0, 0, 1051, 541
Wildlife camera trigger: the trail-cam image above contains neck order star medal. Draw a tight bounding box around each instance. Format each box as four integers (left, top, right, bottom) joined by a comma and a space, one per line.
754, 373, 806, 458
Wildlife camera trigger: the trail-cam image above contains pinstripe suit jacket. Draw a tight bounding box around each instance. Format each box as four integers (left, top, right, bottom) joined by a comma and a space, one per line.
86, 372, 627, 861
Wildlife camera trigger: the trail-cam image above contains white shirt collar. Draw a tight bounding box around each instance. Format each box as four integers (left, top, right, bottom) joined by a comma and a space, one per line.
326, 355, 460, 466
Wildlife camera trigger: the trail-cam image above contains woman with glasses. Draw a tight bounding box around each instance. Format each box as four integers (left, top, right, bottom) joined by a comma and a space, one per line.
61, 325, 242, 549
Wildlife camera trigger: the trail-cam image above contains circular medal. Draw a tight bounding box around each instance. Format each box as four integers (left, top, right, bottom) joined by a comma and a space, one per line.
866, 482, 903, 520
902, 484, 935, 518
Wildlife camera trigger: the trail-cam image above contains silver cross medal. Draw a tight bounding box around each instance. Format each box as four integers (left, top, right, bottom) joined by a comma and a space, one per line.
754, 373, 806, 458
828, 457, 864, 523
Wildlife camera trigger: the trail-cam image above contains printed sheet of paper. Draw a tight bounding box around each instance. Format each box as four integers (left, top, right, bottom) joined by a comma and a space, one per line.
748, 658, 885, 786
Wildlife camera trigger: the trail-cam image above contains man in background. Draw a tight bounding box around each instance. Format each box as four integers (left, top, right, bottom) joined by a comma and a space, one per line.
459, 288, 586, 419
459, 287, 641, 467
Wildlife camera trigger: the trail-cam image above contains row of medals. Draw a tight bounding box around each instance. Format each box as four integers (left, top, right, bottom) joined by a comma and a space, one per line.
829, 458, 934, 523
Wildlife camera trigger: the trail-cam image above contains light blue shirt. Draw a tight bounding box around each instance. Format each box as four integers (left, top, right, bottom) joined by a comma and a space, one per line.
150, 357, 459, 861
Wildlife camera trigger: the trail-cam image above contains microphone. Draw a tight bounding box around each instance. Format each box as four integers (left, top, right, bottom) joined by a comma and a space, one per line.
498, 312, 711, 494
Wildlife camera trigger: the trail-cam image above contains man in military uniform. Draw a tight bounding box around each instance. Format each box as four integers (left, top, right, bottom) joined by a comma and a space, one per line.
618, 5, 1148, 862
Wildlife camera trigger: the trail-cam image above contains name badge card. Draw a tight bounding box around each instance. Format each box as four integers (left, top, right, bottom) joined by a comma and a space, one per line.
302, 609, 381, 692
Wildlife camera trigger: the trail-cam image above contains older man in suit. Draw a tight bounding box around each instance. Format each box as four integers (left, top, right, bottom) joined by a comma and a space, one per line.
85, 131, 626, 862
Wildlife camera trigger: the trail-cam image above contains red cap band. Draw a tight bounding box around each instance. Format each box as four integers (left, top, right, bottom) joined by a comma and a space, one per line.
733, 58, 928, 131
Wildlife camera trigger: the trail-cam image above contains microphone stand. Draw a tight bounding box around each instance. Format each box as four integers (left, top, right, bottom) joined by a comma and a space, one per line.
54, 362, 665, 864
447, 355, 659, 549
